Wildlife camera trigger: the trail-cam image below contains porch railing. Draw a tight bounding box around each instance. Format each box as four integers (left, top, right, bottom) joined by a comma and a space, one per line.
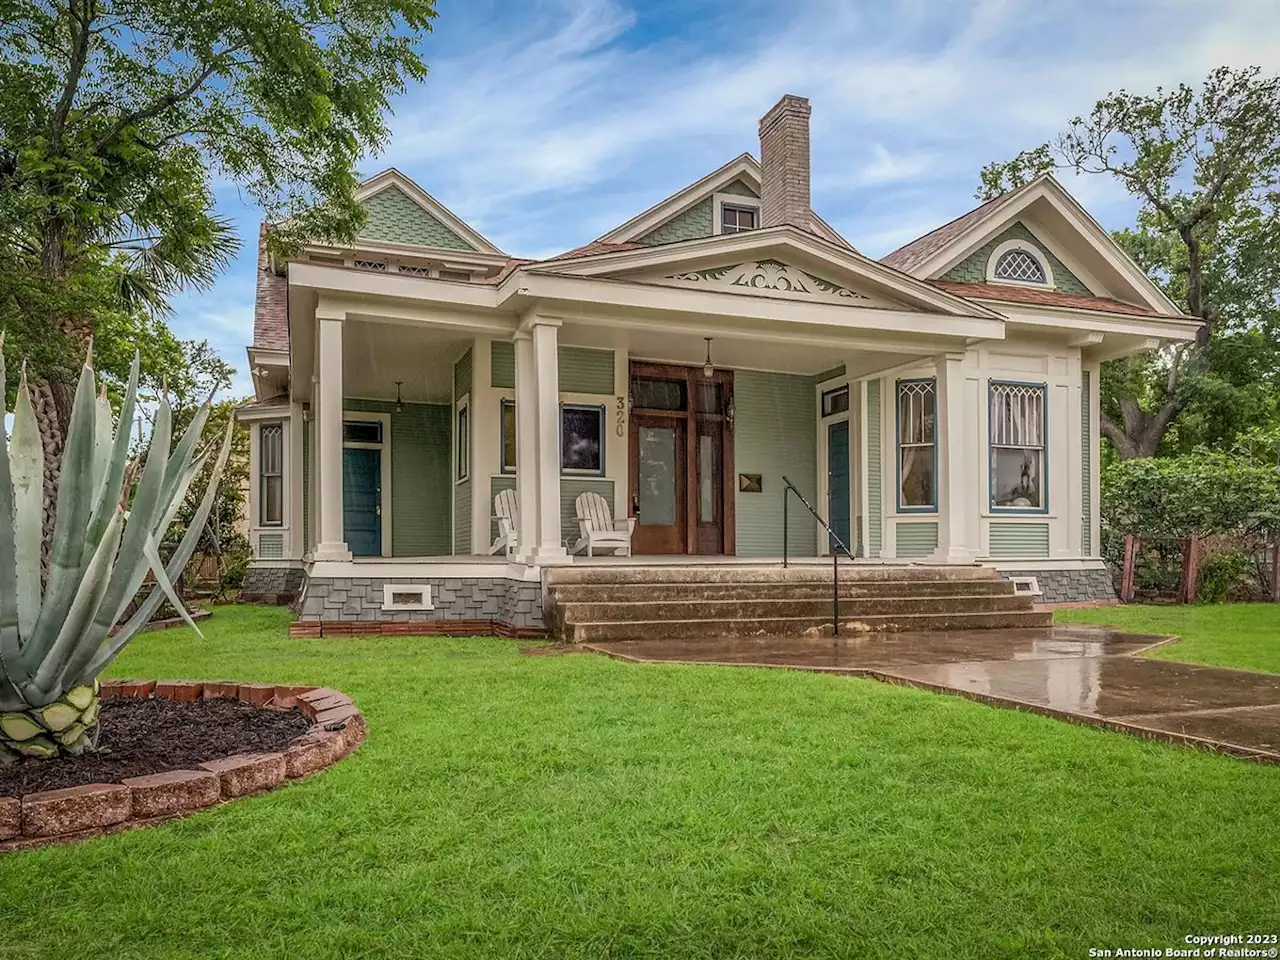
781, 476, 858, 637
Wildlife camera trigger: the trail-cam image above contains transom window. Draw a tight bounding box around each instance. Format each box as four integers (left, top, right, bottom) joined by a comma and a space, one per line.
990, 382, 1046, 511
822, 386, 850, 418
992, 248, 1047, 284
896, 379, 936, 510
721, 205, 757, 234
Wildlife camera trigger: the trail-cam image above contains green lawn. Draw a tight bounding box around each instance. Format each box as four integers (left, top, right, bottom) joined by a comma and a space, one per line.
1057, 602, 1280, 673
3, 605, 1279, 959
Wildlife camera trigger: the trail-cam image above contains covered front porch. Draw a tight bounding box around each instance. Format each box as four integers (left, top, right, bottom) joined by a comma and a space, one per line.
280, 253, 999, 572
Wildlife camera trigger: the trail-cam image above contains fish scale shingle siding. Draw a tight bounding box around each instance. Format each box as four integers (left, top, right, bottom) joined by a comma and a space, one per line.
941, 221, 1091, 295
638, 198, 714, 245
359, 185, 475, 250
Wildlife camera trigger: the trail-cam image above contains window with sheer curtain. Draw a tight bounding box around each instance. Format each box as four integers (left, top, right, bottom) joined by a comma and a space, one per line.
989, 381, 1046, 510
897, 379, 936, 510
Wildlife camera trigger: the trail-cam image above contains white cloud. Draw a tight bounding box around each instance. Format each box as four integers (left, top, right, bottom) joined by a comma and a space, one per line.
180, 0, 1280, 377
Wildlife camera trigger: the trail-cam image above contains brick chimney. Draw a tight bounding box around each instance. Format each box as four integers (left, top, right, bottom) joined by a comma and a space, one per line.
758, 94, 812, 231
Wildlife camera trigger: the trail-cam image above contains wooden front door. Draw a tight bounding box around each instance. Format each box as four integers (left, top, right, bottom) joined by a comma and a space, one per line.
629, 362, 734, 555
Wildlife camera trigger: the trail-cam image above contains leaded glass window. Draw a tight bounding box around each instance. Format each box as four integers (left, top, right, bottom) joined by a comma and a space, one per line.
993, 248, 1047, 284
897, 380, 936, 510
989, 382, 1046, 510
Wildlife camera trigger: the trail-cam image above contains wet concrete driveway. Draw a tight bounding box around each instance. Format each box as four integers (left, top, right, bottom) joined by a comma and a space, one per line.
585, 628, 1280, 762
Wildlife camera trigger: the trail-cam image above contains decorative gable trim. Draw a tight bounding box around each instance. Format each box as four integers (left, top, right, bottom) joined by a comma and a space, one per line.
894, 176, 1184, 317
533, 225, 1006, 320
663, 258, 877, 305
355, 169, 504, 255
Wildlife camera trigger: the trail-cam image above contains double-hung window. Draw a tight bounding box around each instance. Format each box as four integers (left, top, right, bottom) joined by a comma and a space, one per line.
500, 400, 517, 473
455, 402, 470, 481
560, 404, 604, 474
259, 422, 283, 526
896, 380, 936, 510
989, 381, 1047, 511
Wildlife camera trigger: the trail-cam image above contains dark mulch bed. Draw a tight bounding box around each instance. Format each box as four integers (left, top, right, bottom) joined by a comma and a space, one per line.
0, 697, 311, 798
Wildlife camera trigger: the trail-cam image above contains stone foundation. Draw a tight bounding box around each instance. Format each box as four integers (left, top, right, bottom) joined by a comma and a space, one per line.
997, 566, 1116, 604
240, 565, 307, 604
295, 575, 544, 637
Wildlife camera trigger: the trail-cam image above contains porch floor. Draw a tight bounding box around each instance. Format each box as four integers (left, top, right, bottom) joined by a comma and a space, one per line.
584, 627, 1280, 764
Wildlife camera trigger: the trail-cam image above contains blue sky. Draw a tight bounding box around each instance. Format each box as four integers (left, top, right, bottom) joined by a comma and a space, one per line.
174, 0, 1280, 397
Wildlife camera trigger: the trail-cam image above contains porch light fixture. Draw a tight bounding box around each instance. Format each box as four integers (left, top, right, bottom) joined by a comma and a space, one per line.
703, 338, 715, 378
394, 380, 404, 413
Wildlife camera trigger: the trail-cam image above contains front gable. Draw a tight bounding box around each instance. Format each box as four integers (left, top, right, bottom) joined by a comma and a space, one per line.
650, 258, 898, 308
360, 185, 476, 250
354, 169, 505, 255
939, 221, 1093, 296
534, 227, 1004, 320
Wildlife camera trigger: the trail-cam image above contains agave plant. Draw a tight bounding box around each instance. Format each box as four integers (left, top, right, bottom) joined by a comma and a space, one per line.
0, 335, 232, 762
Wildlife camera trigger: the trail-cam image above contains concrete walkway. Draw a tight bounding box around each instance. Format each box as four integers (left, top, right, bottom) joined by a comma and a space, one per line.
584, 627, 1280, 763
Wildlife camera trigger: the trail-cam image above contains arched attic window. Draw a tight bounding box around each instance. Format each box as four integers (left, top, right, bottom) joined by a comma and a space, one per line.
987, 240, 1053, 287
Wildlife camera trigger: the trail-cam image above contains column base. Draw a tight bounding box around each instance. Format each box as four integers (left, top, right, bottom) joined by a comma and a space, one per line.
311, 541, 353, 563
930, 547, 977, 565
528, 545, 572, 566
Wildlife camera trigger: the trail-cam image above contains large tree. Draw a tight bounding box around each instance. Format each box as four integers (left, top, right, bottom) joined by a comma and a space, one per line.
0, 0, 435, 548
977, 66, 1280, 459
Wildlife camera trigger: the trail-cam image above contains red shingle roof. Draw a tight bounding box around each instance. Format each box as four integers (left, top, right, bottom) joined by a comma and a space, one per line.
542, 241, 647, 261
930, 280, 1169, 318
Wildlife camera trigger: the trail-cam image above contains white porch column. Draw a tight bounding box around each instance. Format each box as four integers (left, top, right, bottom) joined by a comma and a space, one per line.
933, 351, 976, 563
312, 312, 352, 562
513, 331, 539, 561
529, 316, 567, 561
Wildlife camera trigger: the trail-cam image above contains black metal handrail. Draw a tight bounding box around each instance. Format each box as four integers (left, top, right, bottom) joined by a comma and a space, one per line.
781, 476, 857, 636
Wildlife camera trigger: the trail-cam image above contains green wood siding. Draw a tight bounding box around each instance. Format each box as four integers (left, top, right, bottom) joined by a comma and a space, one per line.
896, 522, 938, 558
941, 221, 1091, 295
561, 478, 615, 547
1082, 370, 1092, 555
454, 480, 471, 554
989, 522, 1051, 558
489, 475, 517, 544
813, 364, 846, 385
734, 371, 817, 557
637, 197, 714, 245
345, 399, 452, 556
491, 341, 515, 389
359, 185, 475, 250
559, 347, 614, 395
866, 379, 883, 557
454, 347, 473, 399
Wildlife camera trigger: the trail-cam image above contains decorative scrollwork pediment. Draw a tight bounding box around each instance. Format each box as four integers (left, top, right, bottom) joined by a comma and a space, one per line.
662, 259, 871, 302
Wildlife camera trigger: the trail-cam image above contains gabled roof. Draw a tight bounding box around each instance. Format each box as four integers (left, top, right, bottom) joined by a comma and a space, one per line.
881, 174, 1186, 318
532, 223, 1006, 321
596, 154, 857, 252
355, 168, 505, 256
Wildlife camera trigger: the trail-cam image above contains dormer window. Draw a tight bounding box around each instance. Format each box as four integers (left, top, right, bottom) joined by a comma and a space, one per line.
721, 204, 757, 234
986, 239, 1054, 288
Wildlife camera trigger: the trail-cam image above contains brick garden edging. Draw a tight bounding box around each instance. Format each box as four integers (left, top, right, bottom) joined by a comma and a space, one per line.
0, 681, 365, 853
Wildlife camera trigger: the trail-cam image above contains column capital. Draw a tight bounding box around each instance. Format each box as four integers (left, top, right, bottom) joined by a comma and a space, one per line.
520, 311, 562, 331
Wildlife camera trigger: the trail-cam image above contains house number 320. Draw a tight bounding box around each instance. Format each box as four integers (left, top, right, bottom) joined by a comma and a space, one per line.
615, 396, 626, 437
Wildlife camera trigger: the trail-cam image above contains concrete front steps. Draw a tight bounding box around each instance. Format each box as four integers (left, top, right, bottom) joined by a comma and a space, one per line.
546, 563, 1050, 643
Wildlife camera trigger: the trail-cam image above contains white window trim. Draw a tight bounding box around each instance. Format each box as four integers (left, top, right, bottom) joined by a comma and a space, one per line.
454, 394, 471, 484
713, 192, 761, 236
815, 376, 855, 557
342, 410, 393, 557
381, 583, 433, 611
986, 239, 1055, 289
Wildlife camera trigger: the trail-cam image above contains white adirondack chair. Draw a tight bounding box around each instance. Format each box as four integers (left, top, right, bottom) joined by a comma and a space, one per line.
571, 491, 635, 557
489, 488, 519, 557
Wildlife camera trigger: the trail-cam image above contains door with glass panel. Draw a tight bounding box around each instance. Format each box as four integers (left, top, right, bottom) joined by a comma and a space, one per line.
630, 413, 687, 554
629, 363, 734, 555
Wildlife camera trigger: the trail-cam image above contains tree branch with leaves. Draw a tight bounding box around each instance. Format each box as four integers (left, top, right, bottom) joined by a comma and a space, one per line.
978, 66, 1280, 458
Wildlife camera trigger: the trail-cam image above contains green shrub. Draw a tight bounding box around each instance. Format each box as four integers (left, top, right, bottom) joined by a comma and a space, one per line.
1197, 551, 1256, 603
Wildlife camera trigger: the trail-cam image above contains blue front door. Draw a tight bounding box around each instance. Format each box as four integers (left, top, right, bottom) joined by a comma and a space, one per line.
827, 421, 852, 554
343, 447, 382, 557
